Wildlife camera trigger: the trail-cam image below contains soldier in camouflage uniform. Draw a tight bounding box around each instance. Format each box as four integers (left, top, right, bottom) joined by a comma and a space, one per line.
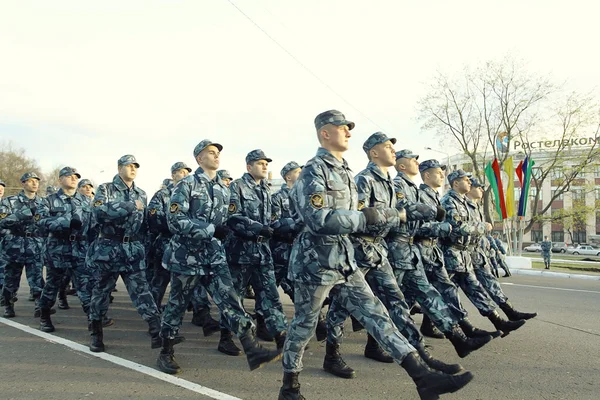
324, 132, 464, 380
417, 160, 500, 340
0, 179, 6, 300
541, 235, 552, 269
37, 167, 99, 331
217, 169, 233, 188
491, 232, 512, 276
226, 150, 288, 346
279, 110, 473, 400
387, 150, 493, 357
466, 179, 537, 322
78, 179, 95, 199
87, 155, 161, 352
0, 172, 47, 318
440, 170, 526, 337
156, 140, 281, 375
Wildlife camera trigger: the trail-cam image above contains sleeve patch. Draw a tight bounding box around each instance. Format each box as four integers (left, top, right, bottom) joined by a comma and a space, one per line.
34, 214, 41, 221
228, 203, 236, 214
149, 208, 157, 215
453, 214, 461, 222
94, 200, 103, 207
271, 212, 277, 221
169, 203, 180, 213
396, 192, 404, 199
0, 213, 7, 220
357, 200, 365, 210
309, 194, 324, 209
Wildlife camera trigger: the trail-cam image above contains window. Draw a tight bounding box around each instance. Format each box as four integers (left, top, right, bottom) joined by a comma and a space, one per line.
551, 231, 564, 242
595, 165, 600, 177
551, 189, 564, 201
530, 187, 541, 201
572, 231, 587, 244
531, 230, 543, 243
572, 189, 585, 201
532, 167, 543, 179
595, 187, 600, 200
551, 167, 563, 179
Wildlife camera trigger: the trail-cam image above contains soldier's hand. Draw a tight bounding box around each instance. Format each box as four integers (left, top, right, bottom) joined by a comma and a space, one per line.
135, 200, 145, 211
435, 206, 446, 222
259, 226, 274, 238
70, 216, 82, 230
213, 225, 230, 240
485, 222, 493, 232
361, 207, 383, 226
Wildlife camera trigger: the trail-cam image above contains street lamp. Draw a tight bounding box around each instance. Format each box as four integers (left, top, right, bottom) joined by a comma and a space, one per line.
424, 147, 451, 171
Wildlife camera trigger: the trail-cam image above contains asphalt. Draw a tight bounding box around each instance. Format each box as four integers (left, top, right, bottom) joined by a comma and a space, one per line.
1, 274, 599, 400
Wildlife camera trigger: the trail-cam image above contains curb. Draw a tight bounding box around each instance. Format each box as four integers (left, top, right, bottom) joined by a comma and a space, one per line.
510, 268, 600, 281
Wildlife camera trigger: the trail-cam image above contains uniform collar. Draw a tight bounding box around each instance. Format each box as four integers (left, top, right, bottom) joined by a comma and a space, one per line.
396, 171, 417, 187
18, 190, 37, 202
317, 147, 350, 170
366, 161, 392, 181
242, 172, 268, 189
112, 174, 141, 194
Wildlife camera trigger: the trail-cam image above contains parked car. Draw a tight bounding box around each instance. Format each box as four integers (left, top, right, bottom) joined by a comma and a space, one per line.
566, 245, 600, 256
524, 243, 542, 252
552, 242, 570, 253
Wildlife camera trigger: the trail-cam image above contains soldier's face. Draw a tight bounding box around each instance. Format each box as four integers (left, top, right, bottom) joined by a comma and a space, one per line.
119, 164, 138, 181
172, 168, 190, 183
60, 174, 79, 190
323, 124, 351, 151
372, 141, 396, 167
198, 145, 220, 171
468, 185, 483, 200
222, 178, 231, 187
78, 184, 93, 198
0, 185, 4, 198
247, 160, 268, 180
424, 168, 445, 188
454, 176, 471, 194
22, 178, 39, 193
285, 168, 302, 185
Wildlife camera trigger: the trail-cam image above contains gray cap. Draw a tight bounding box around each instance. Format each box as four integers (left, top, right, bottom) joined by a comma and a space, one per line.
395, 149, 419, 160
193, 140, 223, 158
418, 159, 447, 173
78, 179, 94, 188
217, 169, 232, 180
314, 110, 355, 131
59, 166, 81, 179
170, 161, 192, 174
447, 169, 472, 185
46, 186, 57, 195
20, 172, 41, 182
0, 179, 5, 187
162, 178, 173, 187
246, 149, 272, 164
363, 132, 396, 154
118, 154, 140, 168
280, 161, 303, 179
469, 177, 483, 188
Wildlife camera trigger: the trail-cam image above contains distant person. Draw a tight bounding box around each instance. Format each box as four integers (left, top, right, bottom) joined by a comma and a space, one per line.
541, 236, 552, 269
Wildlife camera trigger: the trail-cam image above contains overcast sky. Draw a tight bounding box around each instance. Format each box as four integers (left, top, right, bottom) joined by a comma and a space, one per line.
1, 0, 598, 192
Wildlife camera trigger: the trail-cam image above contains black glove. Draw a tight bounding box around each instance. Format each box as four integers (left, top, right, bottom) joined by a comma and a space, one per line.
435, 206, 446, 222
259, 226, 274, 238
121, 201, 136, 213
70, 216, 82, 230
361, 207, 382, 226
213, 225, 230, 240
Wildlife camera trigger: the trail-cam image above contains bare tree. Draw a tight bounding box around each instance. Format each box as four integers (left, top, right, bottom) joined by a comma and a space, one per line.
0, 141, 42, 197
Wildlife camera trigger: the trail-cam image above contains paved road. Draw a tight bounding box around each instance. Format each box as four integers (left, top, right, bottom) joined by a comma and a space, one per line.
1, 274, 599, 400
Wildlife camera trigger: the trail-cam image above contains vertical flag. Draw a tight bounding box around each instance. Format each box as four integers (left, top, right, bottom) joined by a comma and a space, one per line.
485, 161, 503, 219
517, 157, 535, 216
491, 159, 508, 219
503, 157, 516, 217
515, 160, 524, 187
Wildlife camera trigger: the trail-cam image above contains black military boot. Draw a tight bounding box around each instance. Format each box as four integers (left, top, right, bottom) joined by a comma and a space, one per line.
445, 325, 492, 358
89, 319, 105, 352
487, 310, 526, 337
364, 334, 393, 363
256, 314, 274, 342
240, 328, 282, 371
33, 295, 41, 318
315, 314, 327, 342
401, 352, 473, 400
350, 315, 364, 332
278, 372, 306, 400
58, 289, 70, 310
147, 316, 162, 349
218, 328, 242, 356
190, 307, 220, 337
39, 308, 55, 332
459, 318, 502, 339
323, 341, 356, 379
275, 331, 287, 351
499, 301, 537, 321
410, 303, 422, 315
420, 314, 445, 339
3, 291, 15, 318
157, 337, 181, 374
103, 315, 115, 327
415, 342, 464, 375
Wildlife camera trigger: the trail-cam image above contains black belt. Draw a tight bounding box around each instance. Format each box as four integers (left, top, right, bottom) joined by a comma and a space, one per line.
49, 232, 85, 241
387, 234, 414, 245
356, 235, 385, 244
234, 233, 269, 243
10, 231, 43, 238
415, 238, 435, 246
98, 232, 143, 243
451, 243, 468, 251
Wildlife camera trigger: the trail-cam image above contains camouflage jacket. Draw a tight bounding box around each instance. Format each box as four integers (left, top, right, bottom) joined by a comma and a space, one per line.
439, 189, 487, 272
226, 172, 272, 266
88, 175, 147, 271
270, 184, 300, 266
39, 189, 94, 268
541, 240, 552, 255
163, 167, 229, 275
0, 191, 46, 264
415, 184, 452, 269
352, 161, 396, 269
148, 185, 173, 253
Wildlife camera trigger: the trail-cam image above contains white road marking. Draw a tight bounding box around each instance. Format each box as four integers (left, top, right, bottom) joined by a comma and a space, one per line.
0, 317, 242, 400
502, 282, 600, 294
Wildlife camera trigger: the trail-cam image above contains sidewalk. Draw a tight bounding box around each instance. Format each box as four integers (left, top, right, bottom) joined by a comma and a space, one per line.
510, 268, 600, 281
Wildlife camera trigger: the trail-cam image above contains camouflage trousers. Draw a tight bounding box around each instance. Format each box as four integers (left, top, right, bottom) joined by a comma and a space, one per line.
160, 266, 253, 339
39, 259, 96, 311
447, 269, 496, 316
274, 262, 294, 301
473, 263, 508, 306
89, 264, 159, 322
395, 266, 456, 333
327, 262, 423, 348
283, 270, 416, 373
0, 258, 5, 289
424, 264, 468, 322
542, 253, 551, 265
1, 261, 44, 297
230, 263, 288, 335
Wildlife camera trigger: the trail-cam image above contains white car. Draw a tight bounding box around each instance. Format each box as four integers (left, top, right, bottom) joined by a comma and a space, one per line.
524, 243, 542, 252
566, 245, 600, 256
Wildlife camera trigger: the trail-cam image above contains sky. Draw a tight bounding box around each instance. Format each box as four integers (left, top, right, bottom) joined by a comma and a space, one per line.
1, 0, 599, 192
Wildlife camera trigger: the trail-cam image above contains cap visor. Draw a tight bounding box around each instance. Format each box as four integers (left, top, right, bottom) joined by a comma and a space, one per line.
390, 138, 397, 144
75, 173, 82, 178
185, 167, 192, 172
441, 165, 447, 171
331, 120, 355, 130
